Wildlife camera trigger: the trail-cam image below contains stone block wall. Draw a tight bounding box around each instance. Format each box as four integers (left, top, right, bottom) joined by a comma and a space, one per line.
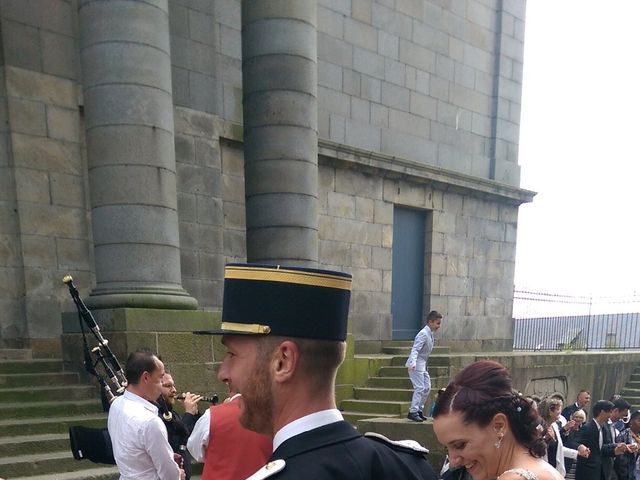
0, 65, 92, 354
314, 0, 526, 185
0, 0, 531, 354
175, 0, 526, 185
174, 106, 247, 311
319, 147, 521, 349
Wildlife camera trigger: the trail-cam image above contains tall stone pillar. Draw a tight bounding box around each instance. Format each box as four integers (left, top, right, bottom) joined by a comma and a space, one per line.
78, 0, 197, 309
242, 0, 319, 267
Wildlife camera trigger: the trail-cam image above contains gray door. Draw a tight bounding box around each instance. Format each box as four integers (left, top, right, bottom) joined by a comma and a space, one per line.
391, 206, 426, 340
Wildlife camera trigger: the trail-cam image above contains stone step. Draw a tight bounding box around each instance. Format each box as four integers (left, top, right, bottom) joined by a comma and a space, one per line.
9, 466, 120, 480
0, 348, 32, 360
0, 359, 64, 374
620, 388, 640, 397
340, 399, 410, 415
0, 450, 87, 478
342, 411, 399, 425
0, 433, 69, 457
354, 387, 413, 402
390, 355, 450, 366
0, 371, 80, 388
0, 384, 98, 402
367, 376, 414, 389
366, 375, 449, 389
378, 365, 449, 377
381, 345, 450, 355
620, 394, 640, 405
0, 413, 107, 437
0, 399, 104, 419
630, 373, 640, 382
625, 380, 640, 389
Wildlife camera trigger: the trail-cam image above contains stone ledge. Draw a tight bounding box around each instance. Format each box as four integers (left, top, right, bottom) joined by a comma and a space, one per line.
319, 139, 536, 206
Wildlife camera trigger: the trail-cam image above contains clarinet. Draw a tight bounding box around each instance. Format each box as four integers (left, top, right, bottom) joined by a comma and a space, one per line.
176, 393, 219, 404
63, 275, 127, 404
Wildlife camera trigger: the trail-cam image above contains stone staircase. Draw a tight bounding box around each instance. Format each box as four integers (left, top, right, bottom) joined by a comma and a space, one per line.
0, 349, 119, 480
620, 364, 640, 409
339, 341, 452, 424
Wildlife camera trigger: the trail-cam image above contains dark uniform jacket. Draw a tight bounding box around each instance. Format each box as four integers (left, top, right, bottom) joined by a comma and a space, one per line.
266, 420, 437, 479
575, 419, 617, 480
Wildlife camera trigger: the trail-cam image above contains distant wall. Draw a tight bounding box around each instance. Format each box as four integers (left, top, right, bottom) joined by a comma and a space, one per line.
360, 351, 640, 473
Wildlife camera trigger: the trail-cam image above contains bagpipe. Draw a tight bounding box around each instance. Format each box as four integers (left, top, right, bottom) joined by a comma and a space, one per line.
63, 275, 126, 407
63, 276, 218, 465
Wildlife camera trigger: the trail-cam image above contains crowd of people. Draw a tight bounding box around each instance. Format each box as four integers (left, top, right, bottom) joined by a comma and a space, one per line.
102, 263, 639, 480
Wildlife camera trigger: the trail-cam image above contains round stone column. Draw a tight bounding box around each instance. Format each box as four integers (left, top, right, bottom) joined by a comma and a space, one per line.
242, 0, 319, 267
79, 0, 197, 309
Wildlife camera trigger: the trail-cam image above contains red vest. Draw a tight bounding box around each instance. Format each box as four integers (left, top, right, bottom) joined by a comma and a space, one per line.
201, 397, 272, 480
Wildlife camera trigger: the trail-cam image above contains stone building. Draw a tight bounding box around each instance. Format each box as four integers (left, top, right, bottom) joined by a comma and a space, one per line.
0, 0, 533, 360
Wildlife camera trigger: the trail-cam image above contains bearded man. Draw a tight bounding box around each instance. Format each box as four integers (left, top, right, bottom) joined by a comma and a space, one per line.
196, 263, 437, 480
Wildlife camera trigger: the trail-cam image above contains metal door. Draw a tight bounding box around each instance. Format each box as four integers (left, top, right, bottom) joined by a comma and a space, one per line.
391, 206, 426, 339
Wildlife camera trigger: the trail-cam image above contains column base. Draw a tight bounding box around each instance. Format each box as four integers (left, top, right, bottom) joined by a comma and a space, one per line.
85, 284, 199, 310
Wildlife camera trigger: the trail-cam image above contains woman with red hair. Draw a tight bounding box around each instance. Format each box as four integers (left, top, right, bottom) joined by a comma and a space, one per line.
433, 360, 562, 480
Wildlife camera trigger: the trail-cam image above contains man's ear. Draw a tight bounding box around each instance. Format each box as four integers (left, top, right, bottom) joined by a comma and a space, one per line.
272, 340, 299, 383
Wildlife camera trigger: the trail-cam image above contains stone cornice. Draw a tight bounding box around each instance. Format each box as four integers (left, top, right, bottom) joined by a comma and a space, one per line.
214, 117, 536, 206
318, 139, 536, 206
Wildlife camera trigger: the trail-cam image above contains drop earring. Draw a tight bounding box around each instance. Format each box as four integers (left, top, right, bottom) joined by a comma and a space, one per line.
494, 432, 504, 449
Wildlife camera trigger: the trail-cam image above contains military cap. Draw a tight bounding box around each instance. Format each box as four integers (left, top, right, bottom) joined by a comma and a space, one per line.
195, 263, 352, 341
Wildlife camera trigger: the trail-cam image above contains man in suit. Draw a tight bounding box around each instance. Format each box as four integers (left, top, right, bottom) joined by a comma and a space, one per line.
563, 390, 592, 423
575, 400, 628, 480
196, 263, 438, 480
604, 398, 631, 480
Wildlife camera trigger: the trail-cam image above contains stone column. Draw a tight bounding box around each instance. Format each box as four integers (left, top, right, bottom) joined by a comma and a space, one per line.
242, 0, 319, 267
78, 0, 197, 309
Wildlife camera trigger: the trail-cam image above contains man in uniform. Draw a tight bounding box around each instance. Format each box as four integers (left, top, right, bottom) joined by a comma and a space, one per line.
196, 263, 437, 480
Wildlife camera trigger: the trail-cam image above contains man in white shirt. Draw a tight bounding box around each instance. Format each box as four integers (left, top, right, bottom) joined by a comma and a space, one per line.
108, 350, 185, 480
195, 263, 437, 480
405, 310, 442, 422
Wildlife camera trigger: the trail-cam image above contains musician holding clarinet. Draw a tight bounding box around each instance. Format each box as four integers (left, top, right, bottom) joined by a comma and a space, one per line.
158, 371, 204, 480
108, 349, 186, 480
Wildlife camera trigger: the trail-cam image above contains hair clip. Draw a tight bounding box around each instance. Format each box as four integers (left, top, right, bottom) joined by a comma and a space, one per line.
536, 424, 544, 433
516, 406, 522, 412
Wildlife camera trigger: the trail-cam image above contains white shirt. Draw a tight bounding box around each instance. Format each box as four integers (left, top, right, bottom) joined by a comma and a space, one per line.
187, 393, 242, 462
272, 409, 343, 452
108, 390, 181, 480
405, 326, 434, 371
607, 419, 619, 443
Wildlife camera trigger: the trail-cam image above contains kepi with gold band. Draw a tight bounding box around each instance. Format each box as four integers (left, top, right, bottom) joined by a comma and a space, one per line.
194, 263, 352, 341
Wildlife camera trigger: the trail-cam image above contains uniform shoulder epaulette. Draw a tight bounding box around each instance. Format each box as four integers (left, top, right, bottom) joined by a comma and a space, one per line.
364, 431, 430, 454
245, 459, 286, 480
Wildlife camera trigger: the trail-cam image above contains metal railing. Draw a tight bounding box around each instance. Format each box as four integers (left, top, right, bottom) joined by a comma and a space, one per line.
513, 290, 640, 351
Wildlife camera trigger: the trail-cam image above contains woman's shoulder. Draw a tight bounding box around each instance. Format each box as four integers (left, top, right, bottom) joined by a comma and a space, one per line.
499, 468, 539, 480
499, 461, 562, 480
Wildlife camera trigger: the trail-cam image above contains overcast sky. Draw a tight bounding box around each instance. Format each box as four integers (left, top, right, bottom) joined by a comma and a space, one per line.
514, 1, 640, 304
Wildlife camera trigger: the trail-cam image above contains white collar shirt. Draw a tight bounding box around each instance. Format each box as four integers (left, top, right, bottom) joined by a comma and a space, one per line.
595, 418, 603, 449
107, 390, 180, 480
272, 409, 343, 452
